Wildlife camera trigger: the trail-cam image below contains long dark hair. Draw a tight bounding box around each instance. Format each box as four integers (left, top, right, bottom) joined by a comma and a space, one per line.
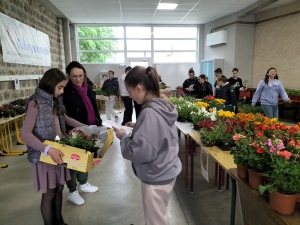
125, 66, 160, 98
66, 61, 87, 83
264, 67, 279, 85
38, 68, 66, 114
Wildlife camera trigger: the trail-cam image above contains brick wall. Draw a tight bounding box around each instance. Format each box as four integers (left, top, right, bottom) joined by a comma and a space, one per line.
0, 0, 65, 105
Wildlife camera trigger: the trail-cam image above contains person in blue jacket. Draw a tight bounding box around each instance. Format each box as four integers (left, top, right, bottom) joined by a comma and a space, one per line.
251, 67, 291, 118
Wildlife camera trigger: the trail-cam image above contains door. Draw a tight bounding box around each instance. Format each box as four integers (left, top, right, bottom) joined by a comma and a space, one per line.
201, 60, 214, 85
207, 61, 214, 85
128, 58, 150, 68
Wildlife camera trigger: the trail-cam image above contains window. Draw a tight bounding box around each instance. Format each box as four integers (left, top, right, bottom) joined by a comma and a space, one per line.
154, 52, 197, 63
79, 52, 124, 63
127, 52, 151, 57
152, 27, 198, 63
79, 40, 124, 51
77, 26, 125, 63
153, 27, 197, 38
78, 27, 124, 38
126, 40, 151, 51
126, 27, 151, 38
154, 40, 197, 51
76, 25, 198, 63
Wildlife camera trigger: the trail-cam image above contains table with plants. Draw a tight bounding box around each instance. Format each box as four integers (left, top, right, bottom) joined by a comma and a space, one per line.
175, 121, 195, 189
93, 87, 119, 109
169, 95, 300, 225
0, 98, 27, 168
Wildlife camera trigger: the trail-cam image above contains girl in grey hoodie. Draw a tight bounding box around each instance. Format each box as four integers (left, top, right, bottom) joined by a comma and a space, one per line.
252, 67, 291, 118
113, 66, 182, 225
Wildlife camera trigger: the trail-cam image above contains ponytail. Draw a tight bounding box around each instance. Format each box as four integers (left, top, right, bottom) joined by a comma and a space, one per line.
188, 67, 194, 75
125, 66, 160, 98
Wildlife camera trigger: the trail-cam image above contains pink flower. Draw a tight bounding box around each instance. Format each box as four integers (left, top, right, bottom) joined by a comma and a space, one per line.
233, 134, 246, 141
277, 142, 285, 150
268, 139, 273, 147
270, 147, 276, 153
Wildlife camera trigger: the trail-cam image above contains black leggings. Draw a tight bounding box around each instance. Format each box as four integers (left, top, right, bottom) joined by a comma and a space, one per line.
41, 184, 64, 225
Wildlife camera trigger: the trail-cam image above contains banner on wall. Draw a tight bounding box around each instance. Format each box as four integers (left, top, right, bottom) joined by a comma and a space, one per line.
0, 12, 51, 66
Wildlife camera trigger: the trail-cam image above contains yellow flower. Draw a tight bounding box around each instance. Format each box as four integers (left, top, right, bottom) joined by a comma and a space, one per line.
194, 102, 209, 108
215, 98, 226, 104
217, 110, 235, 118
271, 118, 278, 124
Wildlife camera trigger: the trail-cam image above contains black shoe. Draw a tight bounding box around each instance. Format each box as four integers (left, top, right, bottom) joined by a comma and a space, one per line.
56, 216, 68, 225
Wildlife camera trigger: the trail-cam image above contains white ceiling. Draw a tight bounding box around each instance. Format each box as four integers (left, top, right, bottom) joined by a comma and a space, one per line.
46, 0, 298, 24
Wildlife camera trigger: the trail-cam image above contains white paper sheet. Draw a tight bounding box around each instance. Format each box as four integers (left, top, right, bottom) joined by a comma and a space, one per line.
102, 120, 133, 134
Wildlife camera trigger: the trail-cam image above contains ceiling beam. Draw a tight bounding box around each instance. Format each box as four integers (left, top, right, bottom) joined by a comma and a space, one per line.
237, 0, 279, 18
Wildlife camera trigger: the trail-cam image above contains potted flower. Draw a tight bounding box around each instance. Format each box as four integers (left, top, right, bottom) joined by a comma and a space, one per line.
203, 96, 225, 108
231, 133, 252, 178
199, 119, 218, 147
259, 139, 300, 214
59, 129, 99, 157
190, 107, 211, 130
14, 105, 25, 115
220, 118, 240, 150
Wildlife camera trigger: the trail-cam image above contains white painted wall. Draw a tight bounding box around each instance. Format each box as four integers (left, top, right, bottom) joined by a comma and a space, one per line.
234, 25, 255, 87
156, 63, 200, 90
83, 64, 123, 85
203, 13, 255, 82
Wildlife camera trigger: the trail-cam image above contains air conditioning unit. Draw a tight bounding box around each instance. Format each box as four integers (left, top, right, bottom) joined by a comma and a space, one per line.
206, 30, 227, 47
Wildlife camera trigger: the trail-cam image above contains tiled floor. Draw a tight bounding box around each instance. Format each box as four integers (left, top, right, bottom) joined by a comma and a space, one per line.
1, 105, 270, 225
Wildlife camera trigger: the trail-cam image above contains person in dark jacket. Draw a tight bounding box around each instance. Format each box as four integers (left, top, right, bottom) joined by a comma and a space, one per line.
213, 68, 226, 96
227, 68, 245, 101
102, 70, 120, 122
215, 76, 237, 107
63, 61, 102, 206
87, 77, 94, 89
182, 68, 198, 96
194, 74, 213, 99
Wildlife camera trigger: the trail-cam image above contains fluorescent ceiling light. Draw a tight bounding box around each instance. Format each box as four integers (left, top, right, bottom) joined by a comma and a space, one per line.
157, 3, 178, 10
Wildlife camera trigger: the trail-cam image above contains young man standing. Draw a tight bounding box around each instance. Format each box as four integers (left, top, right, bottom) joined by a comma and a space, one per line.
227, 68, 244, 101
215, 76, 237, 108
119, 66, 133, 125
213, 68, 226, 96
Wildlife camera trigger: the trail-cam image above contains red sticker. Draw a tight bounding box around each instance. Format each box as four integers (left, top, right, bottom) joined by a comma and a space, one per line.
70, 154, 80, 161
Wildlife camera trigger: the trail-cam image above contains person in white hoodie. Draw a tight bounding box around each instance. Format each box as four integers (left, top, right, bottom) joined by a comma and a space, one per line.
119, 66, 133, 125
113, 66, 182, 225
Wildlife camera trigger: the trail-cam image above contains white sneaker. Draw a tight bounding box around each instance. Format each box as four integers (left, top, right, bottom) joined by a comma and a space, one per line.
79, 182, 99, 193
115, 116, 119, 123
68, 190, 85, 205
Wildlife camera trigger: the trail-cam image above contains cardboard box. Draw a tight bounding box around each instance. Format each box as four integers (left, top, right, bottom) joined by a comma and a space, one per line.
40, 129, 114, 172
40, 141, 95, 172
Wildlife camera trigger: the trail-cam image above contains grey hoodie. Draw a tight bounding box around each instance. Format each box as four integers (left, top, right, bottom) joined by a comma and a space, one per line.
119, 98, 182, 185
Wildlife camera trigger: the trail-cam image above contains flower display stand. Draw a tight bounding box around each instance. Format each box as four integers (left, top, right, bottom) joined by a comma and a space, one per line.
229, 168, 300, 225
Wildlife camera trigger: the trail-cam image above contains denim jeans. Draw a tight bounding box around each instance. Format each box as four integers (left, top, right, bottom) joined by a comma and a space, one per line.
261, 104, 278, 119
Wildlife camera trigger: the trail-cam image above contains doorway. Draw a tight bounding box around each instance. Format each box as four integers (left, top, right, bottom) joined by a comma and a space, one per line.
128, 58, 150, 68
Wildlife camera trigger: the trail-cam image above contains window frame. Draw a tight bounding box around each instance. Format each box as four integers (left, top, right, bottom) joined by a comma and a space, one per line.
75, 24, 199, 64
